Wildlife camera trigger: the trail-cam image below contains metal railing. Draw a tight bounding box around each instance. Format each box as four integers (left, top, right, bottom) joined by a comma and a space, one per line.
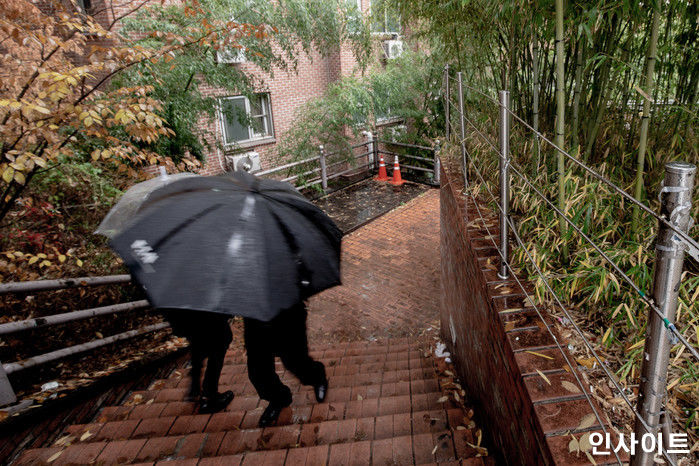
256, 133, 441, 189
0, 275, 167, 408
444, 67, 697, 466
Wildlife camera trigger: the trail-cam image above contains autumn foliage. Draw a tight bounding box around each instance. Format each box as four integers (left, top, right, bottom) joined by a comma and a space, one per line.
0, 0, 267, 225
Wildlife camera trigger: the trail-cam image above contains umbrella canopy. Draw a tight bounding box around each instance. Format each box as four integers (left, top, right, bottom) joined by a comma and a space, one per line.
107, 171, 342, 321
96, 172, 198, 238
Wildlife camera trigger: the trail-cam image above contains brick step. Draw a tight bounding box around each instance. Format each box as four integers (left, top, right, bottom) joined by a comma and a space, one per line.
155, 358, 436, 391
63, 408, 462, 448
137, 370, 440, 404
214, 349, 429, 370
98, 388, 450, 423
16, 428, 477, 465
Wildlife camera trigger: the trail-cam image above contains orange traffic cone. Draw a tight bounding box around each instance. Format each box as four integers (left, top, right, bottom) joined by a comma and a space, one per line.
375, 154, 389, 181
390, 155, 405, 186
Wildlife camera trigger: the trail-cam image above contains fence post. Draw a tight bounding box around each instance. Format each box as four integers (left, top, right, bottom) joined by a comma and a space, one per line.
372, 131, 379, 171
498, 90, 510, 280
318, 145, 328, 191
362, 130, 374, 167
457, 72, 467, 188
0, 362, 17, 407
632, 161, 695, 466
433, 139, 441, 186
445, 64, 450, 142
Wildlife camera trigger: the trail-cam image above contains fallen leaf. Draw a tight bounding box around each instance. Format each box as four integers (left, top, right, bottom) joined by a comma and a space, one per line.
526, 350, 554, 360
456, 426, 466, 430
47, 451, 63, 463
80, 431, 92, 442
437, 396, 448, 403
357, 395, 363, 401
584, 451, 597, 465
504, 321, 515, 332
536, 369, 551, 385
577, 414, 596, 430
561, 381, 581, 393
579, 432, 592, 451
568, 435, 580, 454
431, 444, 438, 455
53, 435, 73, 446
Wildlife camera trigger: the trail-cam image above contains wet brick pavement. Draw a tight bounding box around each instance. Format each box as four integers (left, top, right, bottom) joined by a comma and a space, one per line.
308, 188, 441, 342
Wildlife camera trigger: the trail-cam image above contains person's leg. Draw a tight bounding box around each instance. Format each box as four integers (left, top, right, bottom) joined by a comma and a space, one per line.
243, 317, 293, 404
202, 317, 233, 398
197, 314, 234, 414
188, 342, 204, 401
277, 304, 326, 388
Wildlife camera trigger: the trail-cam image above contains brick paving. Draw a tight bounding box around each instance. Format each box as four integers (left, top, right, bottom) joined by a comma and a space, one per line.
13, 188, 493, 465
308, 188, 441, 343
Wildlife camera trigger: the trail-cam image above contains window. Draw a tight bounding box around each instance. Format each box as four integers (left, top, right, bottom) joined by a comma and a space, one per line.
219, 94, 273, 146
371, 3, 400, 34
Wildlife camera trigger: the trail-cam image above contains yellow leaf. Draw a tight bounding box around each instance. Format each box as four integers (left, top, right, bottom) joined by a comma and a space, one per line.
47, 450, 63, 463
39, 260, 52, 268
76, 259, 83, 267
602, 327, 612, 344
2, 168, 13, 183
58, 255, 66, 263
561, 381, 582, 393
14, 171, 26, 185
535, 369, 551, 385
28, 256, 39, 265
526, 350, 554, 360
80, 430, 92, 442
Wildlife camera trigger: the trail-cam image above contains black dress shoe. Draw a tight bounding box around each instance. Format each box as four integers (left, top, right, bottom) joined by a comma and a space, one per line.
199, 391, 234, 414
259, 399, 292, 427
314, 380, 328, 403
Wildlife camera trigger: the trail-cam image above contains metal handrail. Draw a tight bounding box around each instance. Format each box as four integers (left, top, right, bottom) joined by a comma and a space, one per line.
3, 323, 169, 375
0, 300, 150, 336
0, 274, 132, 295
376, 140, 435, 151
0, 275, 167, 407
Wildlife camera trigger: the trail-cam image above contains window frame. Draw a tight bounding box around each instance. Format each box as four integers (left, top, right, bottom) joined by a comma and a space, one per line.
218, 93, 275, 147
370, 4, 400, 35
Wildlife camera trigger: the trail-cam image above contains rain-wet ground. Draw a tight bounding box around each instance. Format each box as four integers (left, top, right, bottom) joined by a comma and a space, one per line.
312, 178, 431, 233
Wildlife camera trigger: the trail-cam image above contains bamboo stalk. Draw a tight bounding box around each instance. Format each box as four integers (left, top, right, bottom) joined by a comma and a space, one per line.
555, 0, 569, 261
632, 5, 661, 232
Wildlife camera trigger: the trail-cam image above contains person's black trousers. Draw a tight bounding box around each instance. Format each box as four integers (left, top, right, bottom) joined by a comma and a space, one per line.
243, 303, 326, 406
162, 310, 232, 398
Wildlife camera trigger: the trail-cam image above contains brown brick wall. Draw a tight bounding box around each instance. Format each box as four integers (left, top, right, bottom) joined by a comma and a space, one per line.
439, 163, 623, 465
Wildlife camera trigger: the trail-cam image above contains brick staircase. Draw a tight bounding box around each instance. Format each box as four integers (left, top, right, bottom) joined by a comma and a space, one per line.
14, 338, 492, 465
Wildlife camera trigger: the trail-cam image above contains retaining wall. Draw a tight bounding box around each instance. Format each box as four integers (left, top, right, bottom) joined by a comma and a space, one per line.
439, 163, 625, 465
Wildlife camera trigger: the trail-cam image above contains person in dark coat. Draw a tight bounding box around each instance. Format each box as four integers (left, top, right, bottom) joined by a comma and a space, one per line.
243, 301, 328, 427
162, 309, 234, 414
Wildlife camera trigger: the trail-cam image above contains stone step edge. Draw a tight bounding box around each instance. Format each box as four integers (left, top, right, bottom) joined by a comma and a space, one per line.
97, 390, 454, 423
62, 408, 465, 445
135, 372, 441, 404
16, 429, 469, 465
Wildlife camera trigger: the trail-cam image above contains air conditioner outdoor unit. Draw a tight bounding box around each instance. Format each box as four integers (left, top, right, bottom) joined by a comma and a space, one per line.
383, 40, 403, 59
216, 48, 246, 64
226, 151, 261, 173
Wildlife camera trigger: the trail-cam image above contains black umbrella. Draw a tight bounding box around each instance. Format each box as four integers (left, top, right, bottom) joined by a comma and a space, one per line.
107, 171, 342, 322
